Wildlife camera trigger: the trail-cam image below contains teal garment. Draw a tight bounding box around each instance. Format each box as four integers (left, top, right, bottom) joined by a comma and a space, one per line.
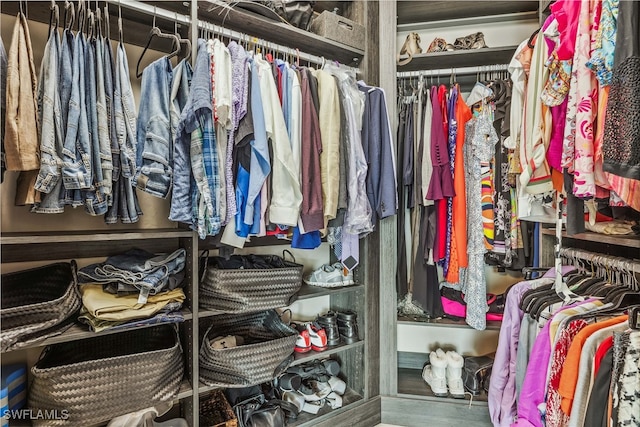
586, 0, 619, 86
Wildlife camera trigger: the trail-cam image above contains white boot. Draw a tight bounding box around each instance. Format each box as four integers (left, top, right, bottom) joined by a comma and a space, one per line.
446, 351, 466, 399
422, 349, 448, 397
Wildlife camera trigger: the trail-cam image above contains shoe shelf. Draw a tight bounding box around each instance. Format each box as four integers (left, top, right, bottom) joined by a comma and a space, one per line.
396, 46, 518, 72
397, 316, 502, 331
297, 283, 365, 300
397, 368, 488, 406
288, 387, 364, 427
291, 340, 365, 367
1, 309, 193, 353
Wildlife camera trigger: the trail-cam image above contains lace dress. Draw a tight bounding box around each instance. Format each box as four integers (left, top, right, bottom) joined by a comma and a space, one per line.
462, 110, 498, 330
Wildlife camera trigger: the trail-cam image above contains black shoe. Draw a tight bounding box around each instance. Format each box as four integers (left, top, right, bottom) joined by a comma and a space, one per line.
286, 359, 341, 382
316, 312, 341, 346
336, 311, 359, 344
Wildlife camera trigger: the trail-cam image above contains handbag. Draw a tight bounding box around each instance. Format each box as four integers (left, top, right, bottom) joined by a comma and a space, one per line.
272, 0, 315, 30
462, 355, 494, 396
226, 387, 287, 427
397, 32, 422, 66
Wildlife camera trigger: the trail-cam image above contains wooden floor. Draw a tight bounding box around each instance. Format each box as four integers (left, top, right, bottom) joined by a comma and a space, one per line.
380, 368, 493, 427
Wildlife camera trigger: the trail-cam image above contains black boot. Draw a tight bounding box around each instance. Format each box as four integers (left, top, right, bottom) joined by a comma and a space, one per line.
337, 310, 359, 344
316, 312, 341, 346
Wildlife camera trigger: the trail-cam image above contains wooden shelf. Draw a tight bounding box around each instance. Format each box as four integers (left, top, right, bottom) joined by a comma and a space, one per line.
1, 229, 192, 263
2, 310, 191, 353
176, 379, 195, 401
289, 387, 364, 427
297, 283, 365, 300
541, 228, 640, 249
397, 1, 539, 25
291, 340, 365, 367
0, 228, 192, 245
397, 46, 517, 72
398, 316, 502, 331
198, 284, 365, 318
196, 0, 364, 66
398, 368, 488, 405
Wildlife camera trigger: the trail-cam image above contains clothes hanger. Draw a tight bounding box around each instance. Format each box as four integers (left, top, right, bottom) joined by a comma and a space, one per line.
527, 28, 540, 49
136, 9, 181, 78
47, 1, 59, 35
77, 0, 86, 34
64, 1, 75, 32
103, 4, 110, 40
174, 13, 191, 61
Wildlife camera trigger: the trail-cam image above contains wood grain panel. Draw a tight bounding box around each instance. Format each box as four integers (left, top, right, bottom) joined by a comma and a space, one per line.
397, 46, 518, 72
397, 1, 539, 24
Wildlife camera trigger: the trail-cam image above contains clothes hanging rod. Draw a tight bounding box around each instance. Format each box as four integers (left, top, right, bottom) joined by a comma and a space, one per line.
196, 20, 358, 71
559, 247, 640, 275
105, 0, 357, 72
396, 64, 509, 79
105, 0, 192, 26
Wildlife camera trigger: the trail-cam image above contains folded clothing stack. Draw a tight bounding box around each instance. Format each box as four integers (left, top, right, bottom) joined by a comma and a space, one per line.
77, 249, 187, 332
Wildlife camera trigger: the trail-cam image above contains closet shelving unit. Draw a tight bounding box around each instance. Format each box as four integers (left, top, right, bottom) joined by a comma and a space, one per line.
0, 1, 381, 426
381, 2, 544, 425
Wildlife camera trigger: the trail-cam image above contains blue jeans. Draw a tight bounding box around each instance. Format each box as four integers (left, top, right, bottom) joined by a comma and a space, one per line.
78, 248, 186, 299
135, 57, 173, 199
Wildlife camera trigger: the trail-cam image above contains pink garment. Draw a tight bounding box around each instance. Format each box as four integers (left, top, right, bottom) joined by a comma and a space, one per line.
551, 0, 582, 61
547, 98, 568, 171
572, 0, 602, 199
606, 173, 640, 211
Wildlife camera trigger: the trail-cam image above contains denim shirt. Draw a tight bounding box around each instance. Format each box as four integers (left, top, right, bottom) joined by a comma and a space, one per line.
168, 59, 194, 224
62, 32, 92, 191
95, 35, 113, 198
117, 41, 138, 180
33, 25, 64, 213
135, 56, 173, 198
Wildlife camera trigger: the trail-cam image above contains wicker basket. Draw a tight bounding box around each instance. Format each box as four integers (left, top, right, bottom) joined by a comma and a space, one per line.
199, 252, 303, 314
29, 325, 184, 426
1, 262, 82, 352
199, 310, 297, 387
200, 390, 238, 427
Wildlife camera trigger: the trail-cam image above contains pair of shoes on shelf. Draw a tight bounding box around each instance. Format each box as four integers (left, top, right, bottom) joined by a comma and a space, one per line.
293, 311, 360, 353
316, 311, 359, 346
422, 349, 466, 399
304, 263, 355, 288
293, 322, 328, 353
279, 360, 347, 415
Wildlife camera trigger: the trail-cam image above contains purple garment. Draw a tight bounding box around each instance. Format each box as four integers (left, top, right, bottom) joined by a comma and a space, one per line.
427, 85, 454, 200
489, 267, 576, 426
512, 298, 593, 427
224, 41, 249, 225
442, 87, 458, 276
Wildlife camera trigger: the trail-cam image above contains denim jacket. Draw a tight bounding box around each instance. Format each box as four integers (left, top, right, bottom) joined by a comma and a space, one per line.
135, 56, 173, 198
33, 25, 64, 213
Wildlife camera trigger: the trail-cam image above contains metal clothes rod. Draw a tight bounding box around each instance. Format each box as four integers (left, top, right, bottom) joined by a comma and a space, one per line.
559, 247, 640, 290
108, 0, 357, 72
396, 64, 509, 79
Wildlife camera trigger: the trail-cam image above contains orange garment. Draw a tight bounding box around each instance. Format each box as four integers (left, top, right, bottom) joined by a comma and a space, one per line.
557, 314, 628, 415
445, 90, 472, 283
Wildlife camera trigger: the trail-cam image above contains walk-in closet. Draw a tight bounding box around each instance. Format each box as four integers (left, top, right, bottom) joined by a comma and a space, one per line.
1, 1, 638, 427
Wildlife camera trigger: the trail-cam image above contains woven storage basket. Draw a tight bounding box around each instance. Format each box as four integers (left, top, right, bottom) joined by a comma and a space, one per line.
199, 252, 303, 314
29, 324, 183, 426
199, 310, 297, 387
1, 262, 82, 352
200, 390, 238, 427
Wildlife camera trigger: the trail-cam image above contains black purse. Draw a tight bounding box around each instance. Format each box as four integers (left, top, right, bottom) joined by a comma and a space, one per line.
272, 0, 315, 30
226, 385, 298, 427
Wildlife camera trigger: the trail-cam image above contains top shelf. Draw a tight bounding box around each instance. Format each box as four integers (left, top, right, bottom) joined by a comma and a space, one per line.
397, 46, 517, 72
396, 0, 540, 25
195, 0, 364, 66
541, 228, 640, 249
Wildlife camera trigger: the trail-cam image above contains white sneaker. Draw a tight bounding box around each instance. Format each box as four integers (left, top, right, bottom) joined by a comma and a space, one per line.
304, 263, 355, 288
446, 351, 466, 399
422, 349, 448, 397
